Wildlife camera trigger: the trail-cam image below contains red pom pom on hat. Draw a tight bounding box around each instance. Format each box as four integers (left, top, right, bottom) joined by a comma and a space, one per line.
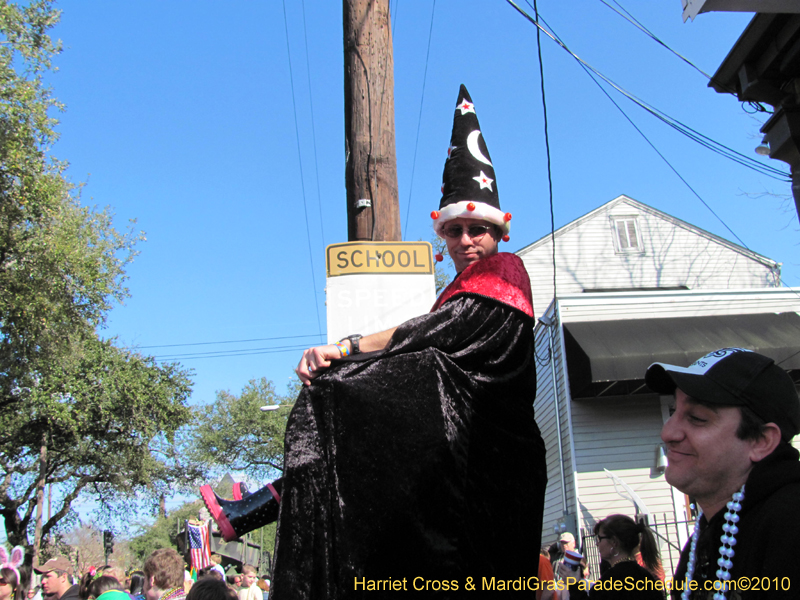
467, 202, 475, 211
502, 234, 510, 242
431, 211, 440, 220
435, 253, 444, 262
504, 212, 512, 222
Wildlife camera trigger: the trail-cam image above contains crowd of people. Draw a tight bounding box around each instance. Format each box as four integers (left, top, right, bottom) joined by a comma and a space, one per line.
7, 551, 269, 600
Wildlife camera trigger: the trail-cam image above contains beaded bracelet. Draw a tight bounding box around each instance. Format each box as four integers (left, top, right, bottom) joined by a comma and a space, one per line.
335, 341, 350, 357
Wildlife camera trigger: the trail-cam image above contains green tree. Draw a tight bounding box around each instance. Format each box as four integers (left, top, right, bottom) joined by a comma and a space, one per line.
189, 378, 295, 483
0, 0, 197, 561
0, 337, 196, 550
0, 0, 141, 410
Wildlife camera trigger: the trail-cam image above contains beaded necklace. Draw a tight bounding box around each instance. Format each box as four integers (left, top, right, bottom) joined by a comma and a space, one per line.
159, 587, 184, 600
681, 485, 745, 600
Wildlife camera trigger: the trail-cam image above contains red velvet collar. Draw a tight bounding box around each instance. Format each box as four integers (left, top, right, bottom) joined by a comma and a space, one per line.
431, 252, 534, 318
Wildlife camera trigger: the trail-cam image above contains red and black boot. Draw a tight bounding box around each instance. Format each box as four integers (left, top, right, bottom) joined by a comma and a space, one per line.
200, 479, 282, 542
232, 481, 250, 500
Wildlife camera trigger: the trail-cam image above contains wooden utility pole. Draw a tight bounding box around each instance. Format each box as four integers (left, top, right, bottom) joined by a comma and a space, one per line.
343, 0, 400, 241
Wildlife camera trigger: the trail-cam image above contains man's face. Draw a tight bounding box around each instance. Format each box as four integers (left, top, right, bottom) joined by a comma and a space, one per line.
443, 217, 500, 273
242, 574, 257, 588
661, 389, 758, 512
40, 572, 68, 599
143, 576, 158, 600
560, 539, 575, 552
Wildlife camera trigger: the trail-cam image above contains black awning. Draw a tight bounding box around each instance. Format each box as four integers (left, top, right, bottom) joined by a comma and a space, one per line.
563, 312, 800, 399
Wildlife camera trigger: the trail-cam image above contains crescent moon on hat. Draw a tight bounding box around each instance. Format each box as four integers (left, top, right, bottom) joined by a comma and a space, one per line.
467, 130, 493, 167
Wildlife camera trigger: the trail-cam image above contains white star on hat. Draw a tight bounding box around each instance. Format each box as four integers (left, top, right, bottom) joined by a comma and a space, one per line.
456, 100, 475, 115
473, 171, 494, 191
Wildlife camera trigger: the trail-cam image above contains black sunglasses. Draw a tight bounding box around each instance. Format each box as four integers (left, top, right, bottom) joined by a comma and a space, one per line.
443, 225, 492, 239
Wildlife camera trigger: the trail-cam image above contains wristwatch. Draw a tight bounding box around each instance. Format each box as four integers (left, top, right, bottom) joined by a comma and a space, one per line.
341, 334, 362, 355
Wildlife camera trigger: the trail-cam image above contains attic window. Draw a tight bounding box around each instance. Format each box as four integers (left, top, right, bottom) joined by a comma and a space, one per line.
612, 217, 643, 253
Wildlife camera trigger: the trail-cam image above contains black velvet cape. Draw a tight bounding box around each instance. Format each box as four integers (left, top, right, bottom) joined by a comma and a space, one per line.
272, 253, 547, 598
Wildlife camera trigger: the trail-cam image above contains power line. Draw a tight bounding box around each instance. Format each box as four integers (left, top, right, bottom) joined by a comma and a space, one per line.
531, 0, 555, 368
154, 343, 311, 361
512, 2, 751, 248
300, 0, 327, 249
283, 0, 325, 342
599, 0, 770, 115
137, 334, 322, 350
600, 0, 713, 81
509, 1, 788, 182
402, 0, 437, 240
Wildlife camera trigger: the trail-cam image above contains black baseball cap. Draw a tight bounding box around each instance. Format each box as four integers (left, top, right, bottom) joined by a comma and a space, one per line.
646, 347, 800, 441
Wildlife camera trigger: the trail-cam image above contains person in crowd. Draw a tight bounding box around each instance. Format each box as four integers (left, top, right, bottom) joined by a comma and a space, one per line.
0, 547, 29, 600
646, 347, 800, 599
537, 546, 555, 600
143, 549, 186, 600
35, 558, 78, 600
201, 83, 546, 599
87, 577, 124, 600
78, 570, 96, 600
552, 532, 577, 584
205, 559, 224, 583
128, 572, 145, 600
195, 571, 220, 583
235, 567, 260, 600
559, 514, 663, 599
185, 580, 236, 600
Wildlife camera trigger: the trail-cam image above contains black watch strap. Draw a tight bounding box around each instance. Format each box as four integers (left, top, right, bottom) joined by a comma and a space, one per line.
341, 334, 362, 355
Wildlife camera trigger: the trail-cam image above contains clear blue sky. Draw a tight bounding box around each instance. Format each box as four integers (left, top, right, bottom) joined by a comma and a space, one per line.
48, 1, 797, 415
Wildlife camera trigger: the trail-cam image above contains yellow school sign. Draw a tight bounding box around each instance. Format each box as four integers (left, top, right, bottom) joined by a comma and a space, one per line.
326, 242, 433, 277
325, 241, 436, 342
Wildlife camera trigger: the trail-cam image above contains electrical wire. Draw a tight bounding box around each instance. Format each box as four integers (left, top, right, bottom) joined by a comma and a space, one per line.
300, 0, 327, 249
600, 0, 771, 115
402, 0, 437, 241
283, 0, 325, 342
531, 0, 556, 368
508, 0, 788, 182
518, 3, 752, 248
600, 0, 713, 81
154, 343, 312, 361
137, 334, 322, 350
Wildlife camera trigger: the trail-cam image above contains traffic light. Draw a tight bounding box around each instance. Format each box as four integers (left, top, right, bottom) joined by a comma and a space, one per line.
103, 530, 114, 555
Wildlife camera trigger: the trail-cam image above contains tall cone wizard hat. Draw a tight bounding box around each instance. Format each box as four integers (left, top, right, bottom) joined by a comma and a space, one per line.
431, 84, 512, 239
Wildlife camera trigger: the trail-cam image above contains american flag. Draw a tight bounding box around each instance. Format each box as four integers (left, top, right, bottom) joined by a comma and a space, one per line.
187, 520, 211, 570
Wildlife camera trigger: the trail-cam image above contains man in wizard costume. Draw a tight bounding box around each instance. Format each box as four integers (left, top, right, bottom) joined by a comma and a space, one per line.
201, 85, 547, 598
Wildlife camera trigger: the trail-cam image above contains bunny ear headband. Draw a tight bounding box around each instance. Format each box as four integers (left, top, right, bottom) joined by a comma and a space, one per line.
0, 546, 25, 582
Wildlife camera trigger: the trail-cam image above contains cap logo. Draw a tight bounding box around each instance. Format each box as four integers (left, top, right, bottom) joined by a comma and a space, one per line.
687, 347, 752, 374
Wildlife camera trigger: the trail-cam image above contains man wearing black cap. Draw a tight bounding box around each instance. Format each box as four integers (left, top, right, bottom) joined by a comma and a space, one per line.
645, 347, 800, 599
200, 85, 546, 599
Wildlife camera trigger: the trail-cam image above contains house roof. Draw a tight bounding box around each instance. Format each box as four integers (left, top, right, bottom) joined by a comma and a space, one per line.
515, 194, 779, 270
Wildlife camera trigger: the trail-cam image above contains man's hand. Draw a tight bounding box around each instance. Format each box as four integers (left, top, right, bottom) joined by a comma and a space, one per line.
295, 327, 397, 386
296, 344, 342, 386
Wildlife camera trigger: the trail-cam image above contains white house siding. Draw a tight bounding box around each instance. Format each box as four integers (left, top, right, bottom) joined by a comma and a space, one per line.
533, 304, 579, 546
570, 394, 685, 574
518, 196, 780, 313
